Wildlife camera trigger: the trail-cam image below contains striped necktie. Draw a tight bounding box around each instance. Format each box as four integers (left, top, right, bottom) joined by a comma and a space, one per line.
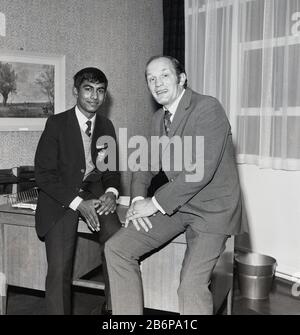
164, 110, 172, 135
85, 120, 92, 137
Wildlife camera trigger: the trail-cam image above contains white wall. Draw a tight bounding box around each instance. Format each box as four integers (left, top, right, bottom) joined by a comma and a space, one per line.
236, 164, 300, 281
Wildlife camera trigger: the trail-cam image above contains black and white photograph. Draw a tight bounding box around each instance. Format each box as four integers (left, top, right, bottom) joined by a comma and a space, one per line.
0, 0, 299, 329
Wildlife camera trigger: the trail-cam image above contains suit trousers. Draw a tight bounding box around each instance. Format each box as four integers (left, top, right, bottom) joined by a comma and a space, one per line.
105, 211, 228, 315
44, 205, 121, 314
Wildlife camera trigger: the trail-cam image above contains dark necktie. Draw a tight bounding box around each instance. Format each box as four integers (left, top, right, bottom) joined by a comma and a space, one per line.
164, 110, 172, 135
85, 120, 92, 137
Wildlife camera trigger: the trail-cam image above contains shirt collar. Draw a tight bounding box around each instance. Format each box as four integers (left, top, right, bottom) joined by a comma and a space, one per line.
163, 89, 185, 118
75, 106, 96, 133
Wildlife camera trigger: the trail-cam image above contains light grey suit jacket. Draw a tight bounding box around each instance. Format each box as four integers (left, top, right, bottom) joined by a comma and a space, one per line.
131, 88, 247, 235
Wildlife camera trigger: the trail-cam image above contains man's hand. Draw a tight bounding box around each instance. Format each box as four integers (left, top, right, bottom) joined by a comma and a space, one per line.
125, 198, 158, 232
77, 199, 101, 232
96, 192, 117, 216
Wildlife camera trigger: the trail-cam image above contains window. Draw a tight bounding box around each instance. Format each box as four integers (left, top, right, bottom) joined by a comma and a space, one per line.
185, 0, 300, 170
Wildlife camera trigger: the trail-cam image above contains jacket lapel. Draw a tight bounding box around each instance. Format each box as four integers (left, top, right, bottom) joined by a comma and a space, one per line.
168, 88, 193, 137
67, 108, 85, 166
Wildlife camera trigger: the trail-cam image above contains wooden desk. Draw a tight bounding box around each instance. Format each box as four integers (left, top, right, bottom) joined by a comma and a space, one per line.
0, 204, 234, 315
0, 204, 127, 315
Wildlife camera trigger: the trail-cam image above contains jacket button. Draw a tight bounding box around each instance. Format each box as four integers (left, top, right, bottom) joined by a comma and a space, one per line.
80, 169, 85, 173
170, 178, 174, 182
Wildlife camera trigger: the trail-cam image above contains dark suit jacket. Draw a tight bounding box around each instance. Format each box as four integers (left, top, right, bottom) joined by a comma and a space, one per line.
131, 88, 247, 235
34, 107, 120, 237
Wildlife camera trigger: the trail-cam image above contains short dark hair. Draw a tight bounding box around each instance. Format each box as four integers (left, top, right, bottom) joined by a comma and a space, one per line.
73, 67, 108, 90
145, 55, 188, 89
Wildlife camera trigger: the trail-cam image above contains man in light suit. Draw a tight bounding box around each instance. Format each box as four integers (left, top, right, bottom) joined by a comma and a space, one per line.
105, 56, 247, 315
35, 67, 121, 314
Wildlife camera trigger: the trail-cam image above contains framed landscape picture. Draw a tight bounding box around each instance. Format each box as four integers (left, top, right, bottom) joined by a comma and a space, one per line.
0, 50, 65, 131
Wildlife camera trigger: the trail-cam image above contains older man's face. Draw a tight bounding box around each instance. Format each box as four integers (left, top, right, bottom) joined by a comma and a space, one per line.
146, 57, 185, 109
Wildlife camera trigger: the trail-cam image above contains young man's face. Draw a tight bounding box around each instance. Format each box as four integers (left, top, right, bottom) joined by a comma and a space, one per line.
73, 80, 106, 118
146, 57, 186, 109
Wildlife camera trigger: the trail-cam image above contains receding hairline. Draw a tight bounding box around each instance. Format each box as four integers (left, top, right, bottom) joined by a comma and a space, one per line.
145, 57, 178, 77
146, 56, 174, 69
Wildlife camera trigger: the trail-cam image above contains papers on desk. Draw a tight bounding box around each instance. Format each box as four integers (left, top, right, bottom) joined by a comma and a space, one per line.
8, 195, 130, 211
5, 187, 38, 208
12, 202, 37, 211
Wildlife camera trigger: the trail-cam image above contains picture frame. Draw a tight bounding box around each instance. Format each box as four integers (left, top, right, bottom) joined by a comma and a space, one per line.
0, 50, 65, 131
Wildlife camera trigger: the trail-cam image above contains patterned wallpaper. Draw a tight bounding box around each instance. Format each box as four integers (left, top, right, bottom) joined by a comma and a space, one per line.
0, 0, 163, 194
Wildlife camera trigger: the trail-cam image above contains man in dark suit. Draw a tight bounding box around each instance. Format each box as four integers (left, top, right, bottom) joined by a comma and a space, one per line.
105, 56, 247, 315
34, 67, 121, 314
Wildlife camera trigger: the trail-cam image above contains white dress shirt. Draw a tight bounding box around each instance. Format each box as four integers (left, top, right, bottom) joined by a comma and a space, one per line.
69, 106, 118, 211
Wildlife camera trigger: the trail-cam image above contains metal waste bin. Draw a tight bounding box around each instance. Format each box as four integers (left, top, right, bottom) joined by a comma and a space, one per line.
235, 252, 277, 299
